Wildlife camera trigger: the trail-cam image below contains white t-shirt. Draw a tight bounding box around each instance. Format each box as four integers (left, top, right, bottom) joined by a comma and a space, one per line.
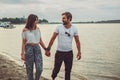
55, 24, 78, 51
22, 28, 41, 44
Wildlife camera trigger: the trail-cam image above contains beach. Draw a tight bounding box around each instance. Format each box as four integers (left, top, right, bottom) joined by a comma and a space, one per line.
0, 24, 87, 80
0, 24, 120, 80
0, 54, 27, 80
0, 54, 50, 80
0, 53, 86, 80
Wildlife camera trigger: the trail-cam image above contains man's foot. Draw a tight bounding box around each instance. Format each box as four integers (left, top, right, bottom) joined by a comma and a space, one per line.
52, 77, 55, 80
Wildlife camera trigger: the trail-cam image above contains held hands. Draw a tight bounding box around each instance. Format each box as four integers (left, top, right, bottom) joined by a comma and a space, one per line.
44, 47, 51, 57
45, 51, 51, 57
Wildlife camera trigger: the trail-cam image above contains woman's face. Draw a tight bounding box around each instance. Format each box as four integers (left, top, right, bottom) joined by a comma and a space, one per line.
34, 18, 38, 24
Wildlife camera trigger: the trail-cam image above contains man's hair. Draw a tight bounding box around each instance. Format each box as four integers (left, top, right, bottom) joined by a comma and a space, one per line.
62, 12, 72, 21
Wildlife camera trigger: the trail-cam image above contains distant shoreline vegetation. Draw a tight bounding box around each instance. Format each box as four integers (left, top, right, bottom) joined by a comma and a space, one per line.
72, 20, 120, 24
50, 20, 120, 24
0, 17, 48, 24
0, 17, 120, 24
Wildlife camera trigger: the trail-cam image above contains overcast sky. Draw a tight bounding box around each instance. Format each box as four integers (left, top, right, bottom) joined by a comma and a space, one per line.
0, 0, 120, 22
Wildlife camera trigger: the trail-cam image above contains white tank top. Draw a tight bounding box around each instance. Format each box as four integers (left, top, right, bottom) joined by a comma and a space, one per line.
22, 28, 41, 44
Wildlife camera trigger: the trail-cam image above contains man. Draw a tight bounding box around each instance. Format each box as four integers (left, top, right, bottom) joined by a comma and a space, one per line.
46, 12, 81, 80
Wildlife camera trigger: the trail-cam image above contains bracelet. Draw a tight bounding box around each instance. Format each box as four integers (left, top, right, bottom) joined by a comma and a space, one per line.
44, 47, 51, 51
46, 47, 51, 51
44, 48, 47, 51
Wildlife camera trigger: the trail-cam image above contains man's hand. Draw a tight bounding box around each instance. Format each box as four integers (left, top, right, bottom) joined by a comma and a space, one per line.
45, 51, 51, 57
76, 52, 81, 60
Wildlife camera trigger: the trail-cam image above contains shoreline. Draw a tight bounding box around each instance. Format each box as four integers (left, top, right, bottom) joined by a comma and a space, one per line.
0, 53, 87, 80
0, 54, 49, 80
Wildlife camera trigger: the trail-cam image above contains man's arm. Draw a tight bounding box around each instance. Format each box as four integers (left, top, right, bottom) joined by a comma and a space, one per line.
48, 32, 58, 49
74, 35, 81, 60
45, 32, 58, 56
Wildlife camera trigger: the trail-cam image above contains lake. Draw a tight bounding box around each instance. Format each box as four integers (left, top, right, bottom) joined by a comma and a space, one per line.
0, 23, 120, 80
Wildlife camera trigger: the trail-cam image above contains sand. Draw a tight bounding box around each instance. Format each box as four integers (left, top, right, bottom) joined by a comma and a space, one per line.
0, 54, 27, 80
0, 54, 49, 80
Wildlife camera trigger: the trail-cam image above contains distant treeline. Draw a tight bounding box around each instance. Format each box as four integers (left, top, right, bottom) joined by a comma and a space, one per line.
96, 20, 120, 23
0, 17, 48, 24
50, 20, 120, 24
72, 20, 120, 24
0, 17, 120, 24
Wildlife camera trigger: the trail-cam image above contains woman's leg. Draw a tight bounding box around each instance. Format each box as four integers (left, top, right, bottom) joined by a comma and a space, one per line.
25, 45, 34, 80
34, 46, 43, 80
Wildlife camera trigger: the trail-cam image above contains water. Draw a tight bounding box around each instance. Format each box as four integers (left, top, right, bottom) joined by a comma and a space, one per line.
0, 24, 120, 80
72, 24, 120, 80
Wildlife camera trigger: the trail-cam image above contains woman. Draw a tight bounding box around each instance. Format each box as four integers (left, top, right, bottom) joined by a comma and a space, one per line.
21, 14, 46, 80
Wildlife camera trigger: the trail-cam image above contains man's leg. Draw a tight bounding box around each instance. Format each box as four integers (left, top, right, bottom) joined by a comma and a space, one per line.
64, 51, 73, 80
51, 51, 63, 80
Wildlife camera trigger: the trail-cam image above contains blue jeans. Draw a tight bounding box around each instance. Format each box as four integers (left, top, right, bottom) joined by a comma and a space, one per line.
25, 44, 43, 80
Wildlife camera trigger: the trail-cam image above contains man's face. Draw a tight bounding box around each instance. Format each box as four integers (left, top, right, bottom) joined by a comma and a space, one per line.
62, 15, 69, 25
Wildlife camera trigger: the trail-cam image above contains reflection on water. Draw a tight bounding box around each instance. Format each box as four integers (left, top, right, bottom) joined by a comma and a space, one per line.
0, 24, 120, 80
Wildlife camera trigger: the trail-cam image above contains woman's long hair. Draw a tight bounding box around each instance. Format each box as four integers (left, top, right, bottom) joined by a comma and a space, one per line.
25, 14, 38, 30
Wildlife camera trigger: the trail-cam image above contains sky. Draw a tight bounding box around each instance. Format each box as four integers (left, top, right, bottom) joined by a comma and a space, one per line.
0, 0, 120, 22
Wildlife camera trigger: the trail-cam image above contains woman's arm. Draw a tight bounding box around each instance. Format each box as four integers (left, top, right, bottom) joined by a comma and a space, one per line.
39, 38, 46, 51
21, 38, 26, 61
21, 28, 27, 61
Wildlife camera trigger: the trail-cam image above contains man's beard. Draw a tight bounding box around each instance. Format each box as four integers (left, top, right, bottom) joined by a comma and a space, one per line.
63, 21, 68, 25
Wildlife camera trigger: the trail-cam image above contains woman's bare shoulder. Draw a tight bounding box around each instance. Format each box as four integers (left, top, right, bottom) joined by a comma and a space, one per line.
36, 27, 40, 31
36, 27, 40, 29
22, 28, 28, 32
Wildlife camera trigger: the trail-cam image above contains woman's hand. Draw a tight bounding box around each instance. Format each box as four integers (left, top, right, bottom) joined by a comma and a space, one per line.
21, 53, 25, 61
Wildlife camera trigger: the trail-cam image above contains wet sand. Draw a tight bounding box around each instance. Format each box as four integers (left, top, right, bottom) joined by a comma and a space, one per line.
0, 54, 49, 80
0, 54, 27, 80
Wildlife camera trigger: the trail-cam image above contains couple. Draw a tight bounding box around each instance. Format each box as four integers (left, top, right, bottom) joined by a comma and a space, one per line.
21, 12, 81, 80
